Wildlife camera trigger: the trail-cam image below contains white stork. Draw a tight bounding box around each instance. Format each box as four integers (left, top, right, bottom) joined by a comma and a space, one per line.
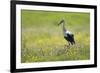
58, 18, 75, 46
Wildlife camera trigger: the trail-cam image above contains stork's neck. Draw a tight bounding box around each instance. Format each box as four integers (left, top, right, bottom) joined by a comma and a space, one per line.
61, 22, 67, 32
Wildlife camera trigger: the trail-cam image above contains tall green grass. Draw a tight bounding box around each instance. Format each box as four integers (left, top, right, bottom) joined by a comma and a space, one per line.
21, 10, 90, 63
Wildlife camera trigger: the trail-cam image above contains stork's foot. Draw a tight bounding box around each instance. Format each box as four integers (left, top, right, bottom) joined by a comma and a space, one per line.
67, 45, 70, 48
64, 44, 70, 48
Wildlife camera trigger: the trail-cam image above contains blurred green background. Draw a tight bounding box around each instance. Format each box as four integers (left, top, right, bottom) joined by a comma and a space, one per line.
21, 10, 90, 63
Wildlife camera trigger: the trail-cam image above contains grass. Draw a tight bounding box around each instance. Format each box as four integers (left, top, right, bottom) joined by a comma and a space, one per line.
21, 10, 90, 63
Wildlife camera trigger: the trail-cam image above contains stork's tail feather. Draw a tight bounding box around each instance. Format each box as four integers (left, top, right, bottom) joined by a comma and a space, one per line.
71, 42, 75, 45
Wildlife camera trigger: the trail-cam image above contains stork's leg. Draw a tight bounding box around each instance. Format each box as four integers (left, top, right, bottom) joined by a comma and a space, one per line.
64, 42, 70, 48
64, 42, 71, 49
69, 42, 70, 46
67, 42, 70, 47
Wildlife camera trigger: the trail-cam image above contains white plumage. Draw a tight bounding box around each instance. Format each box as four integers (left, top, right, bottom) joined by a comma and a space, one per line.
64, 31, 72, 37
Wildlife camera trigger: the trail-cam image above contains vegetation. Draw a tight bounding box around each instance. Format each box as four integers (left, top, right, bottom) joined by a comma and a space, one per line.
21, 10, 90, 63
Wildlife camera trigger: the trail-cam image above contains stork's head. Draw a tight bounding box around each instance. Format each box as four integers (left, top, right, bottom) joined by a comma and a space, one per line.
58, 18, 65, 26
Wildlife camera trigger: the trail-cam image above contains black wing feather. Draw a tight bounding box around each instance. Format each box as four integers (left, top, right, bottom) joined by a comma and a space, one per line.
64, 33, 75, 45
